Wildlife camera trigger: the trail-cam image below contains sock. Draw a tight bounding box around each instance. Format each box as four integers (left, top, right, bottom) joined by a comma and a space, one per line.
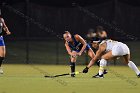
99, 59, 107, 75
96, 60, 100, 67
69, 62, 75, 73
0, 57, 4, 67
128, 61, 140, 75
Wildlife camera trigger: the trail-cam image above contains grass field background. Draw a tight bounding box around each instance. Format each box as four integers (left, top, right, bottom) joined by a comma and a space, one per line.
0, 64, 140, 93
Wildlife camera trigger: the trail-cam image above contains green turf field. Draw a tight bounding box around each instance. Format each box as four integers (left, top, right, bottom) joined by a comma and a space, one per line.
0, 64, 140, 93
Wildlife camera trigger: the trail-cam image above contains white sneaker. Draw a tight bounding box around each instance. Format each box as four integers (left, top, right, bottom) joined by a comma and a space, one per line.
0, 67, 4, 74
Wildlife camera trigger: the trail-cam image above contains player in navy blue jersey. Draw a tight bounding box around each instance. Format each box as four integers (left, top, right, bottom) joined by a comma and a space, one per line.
63, 31, 95, 77
0, 15, 11, 74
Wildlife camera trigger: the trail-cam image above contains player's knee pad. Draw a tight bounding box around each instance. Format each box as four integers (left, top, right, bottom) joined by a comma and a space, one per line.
100, 59, 107, 67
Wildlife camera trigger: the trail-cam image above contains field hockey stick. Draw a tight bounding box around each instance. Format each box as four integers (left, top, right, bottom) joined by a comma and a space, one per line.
44, 71, 83, 78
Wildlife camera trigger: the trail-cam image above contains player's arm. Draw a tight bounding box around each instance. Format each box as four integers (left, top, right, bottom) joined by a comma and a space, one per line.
83, 43, 106, 73
0, 18, 11, 35
87, 43, 106, 68
65, 42, 72, 55
75, 34, 87, 56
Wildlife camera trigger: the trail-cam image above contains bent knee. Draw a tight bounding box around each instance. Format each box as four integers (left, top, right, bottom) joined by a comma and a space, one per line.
70, 57, 77, 62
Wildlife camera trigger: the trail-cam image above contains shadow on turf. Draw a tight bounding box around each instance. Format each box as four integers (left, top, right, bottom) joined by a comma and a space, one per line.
29, 64, 68, 86
107, 67, 138, 86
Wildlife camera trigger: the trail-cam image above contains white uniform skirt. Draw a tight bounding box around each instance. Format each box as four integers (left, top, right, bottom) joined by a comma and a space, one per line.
112, 42, 130, 56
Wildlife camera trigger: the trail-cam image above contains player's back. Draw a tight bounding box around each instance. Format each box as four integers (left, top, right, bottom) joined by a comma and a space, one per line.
100, 39, 119, 52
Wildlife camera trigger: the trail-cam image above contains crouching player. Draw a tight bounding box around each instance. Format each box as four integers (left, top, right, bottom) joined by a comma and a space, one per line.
83, 39, 140, 78
63, 31, 95, 77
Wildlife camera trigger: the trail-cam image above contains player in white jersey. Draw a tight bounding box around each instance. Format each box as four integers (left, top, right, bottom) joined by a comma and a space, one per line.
83, 38, 140, 78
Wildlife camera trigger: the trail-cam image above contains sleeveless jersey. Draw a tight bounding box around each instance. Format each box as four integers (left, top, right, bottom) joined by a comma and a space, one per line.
68, 35, 90, 52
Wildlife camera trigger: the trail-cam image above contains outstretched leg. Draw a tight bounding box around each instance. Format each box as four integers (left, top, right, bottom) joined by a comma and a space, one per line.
93, 51, 114, 78
123, 54, 140, 77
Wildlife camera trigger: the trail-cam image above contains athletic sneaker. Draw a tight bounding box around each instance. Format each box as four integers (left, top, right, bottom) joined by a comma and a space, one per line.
103, 69, 108, 74
0, 67, 3, 74
71, 74, 75, 77
137, 73, 140, 78
92, 70, 107, 78
71, 72, 75, 77
92, 74, 104, 78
